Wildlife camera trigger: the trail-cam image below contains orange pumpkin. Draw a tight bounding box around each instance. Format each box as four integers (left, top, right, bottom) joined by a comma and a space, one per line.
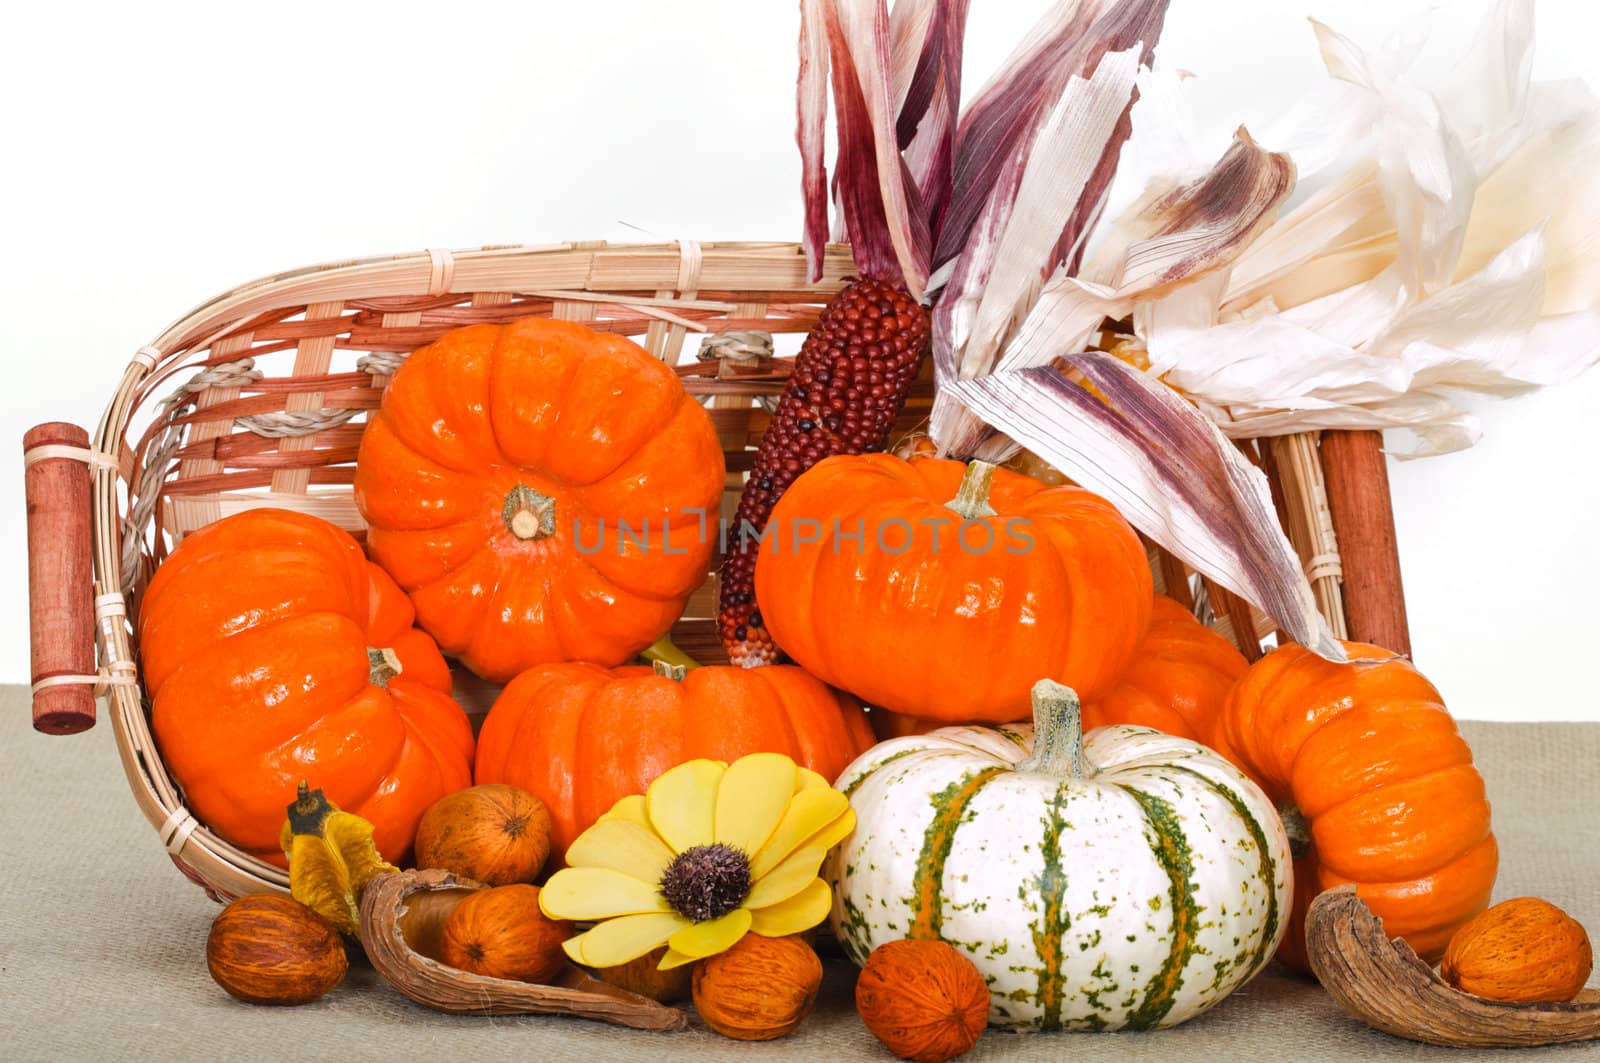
1079, 594, 1248, 740
140, 509, 475, 865
1213, 641, 1498, 968
354, 318, 725, 683
753, 455, 1151, 721
869, 594, 1246, 741
474, 661, 876, 857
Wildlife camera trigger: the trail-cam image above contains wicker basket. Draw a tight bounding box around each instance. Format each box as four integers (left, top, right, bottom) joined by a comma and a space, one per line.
24, 239, 1391, 903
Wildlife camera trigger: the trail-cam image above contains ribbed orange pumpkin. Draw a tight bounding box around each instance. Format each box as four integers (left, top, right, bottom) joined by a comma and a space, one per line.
1213, 641, 1498, 969
354, 317, 725, 683
140, 509, 475, 865
869, 593, 1245, 741
474, 662, 875, 857
1079, 594, 1248, 740
754, 455, 1151, 722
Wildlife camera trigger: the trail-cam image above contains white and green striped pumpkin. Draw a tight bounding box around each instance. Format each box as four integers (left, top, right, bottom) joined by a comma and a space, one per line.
828, 680, 1291, 1031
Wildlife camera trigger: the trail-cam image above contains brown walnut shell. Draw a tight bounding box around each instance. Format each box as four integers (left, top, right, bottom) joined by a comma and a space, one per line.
1307, 885, 1600, 1048
414, 784, 551, 886
358, 868, 687, 1031
599, 947, 693, 1003
207, 894, 347, 1006
1442, 897, 1593, 1003
692, 934, 822, 1041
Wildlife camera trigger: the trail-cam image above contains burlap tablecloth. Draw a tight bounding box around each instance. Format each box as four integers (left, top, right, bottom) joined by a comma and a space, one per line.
4, 684, 1597, 1061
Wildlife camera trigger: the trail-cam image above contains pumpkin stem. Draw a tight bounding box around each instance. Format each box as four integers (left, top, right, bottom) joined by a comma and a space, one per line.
1017, 679, 1089, 779
1277, 801, 1312, 860
651, 659, 689, 682
367, 646, 403, 688
502, 484, 557, 541
944, 460, 998, 520
641, 636, 701, 671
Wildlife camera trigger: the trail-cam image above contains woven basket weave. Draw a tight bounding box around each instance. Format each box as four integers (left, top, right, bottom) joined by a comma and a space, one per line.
79, 239, 1351, 902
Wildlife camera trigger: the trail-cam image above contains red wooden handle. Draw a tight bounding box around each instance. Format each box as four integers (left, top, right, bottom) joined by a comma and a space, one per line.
23, 422, 97, 734
1320, 429, 1412, 657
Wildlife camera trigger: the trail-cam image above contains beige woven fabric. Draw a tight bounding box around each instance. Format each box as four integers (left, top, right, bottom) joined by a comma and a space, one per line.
3, 684, 1597, 1061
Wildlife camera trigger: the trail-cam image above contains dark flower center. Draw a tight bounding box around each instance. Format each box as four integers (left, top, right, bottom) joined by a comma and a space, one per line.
659, 843, 751, 923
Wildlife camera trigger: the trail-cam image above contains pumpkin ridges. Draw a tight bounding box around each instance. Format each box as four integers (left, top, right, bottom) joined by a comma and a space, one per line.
379, 323, 503, 471
1317, 834, 1498, 952
1289, 703, 1473, 817
1310, 764, 1492, 881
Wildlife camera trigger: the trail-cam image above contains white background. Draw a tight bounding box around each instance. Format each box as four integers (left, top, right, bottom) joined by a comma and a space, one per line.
3, 0, 1597, 719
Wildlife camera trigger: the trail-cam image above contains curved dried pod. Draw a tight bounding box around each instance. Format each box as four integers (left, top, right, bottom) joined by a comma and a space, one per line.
1306, 885, 1600, 1048
358, 868, 687, 1031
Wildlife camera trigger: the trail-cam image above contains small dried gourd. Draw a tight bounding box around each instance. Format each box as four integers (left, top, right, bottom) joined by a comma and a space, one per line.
281, 780, 399, 936
358, 868, 688, 1031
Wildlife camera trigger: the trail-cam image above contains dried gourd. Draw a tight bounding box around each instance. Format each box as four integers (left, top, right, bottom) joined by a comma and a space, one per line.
280, 781, 399, 935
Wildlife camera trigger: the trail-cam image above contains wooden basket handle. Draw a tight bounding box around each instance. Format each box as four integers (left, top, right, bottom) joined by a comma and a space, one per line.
1321, 429, 1412, 657
23, 422, 101, 734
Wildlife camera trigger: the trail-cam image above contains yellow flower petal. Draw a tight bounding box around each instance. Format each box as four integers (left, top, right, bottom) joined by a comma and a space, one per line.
646, 759, 725, 854
795, 767, 830, 792
749, 878, 832, 937
666, 907, 752, 961
599, 793, 651, 827
800, 805, 856, 855
714, 752, 796, 855
750, 786, 850, 879
564, 818, 675, 883
540, 867, 669, 920
656, 947, 700, 971
562, 935, 588, 965
567, 912, 690, 968
745, 845, 826, 909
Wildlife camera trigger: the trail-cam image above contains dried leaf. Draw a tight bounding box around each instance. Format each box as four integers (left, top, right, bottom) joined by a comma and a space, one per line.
800, 0, 932, 293
945, 355, 1344, 660
798, 0, 833, 281
933, 0, 1169, 268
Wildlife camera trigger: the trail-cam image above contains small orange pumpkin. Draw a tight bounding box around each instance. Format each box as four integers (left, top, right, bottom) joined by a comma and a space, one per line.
440, 884, 570, 984
1214, 641, 1498, 968
355, 317, 725, 683
754, 455, 1151, 722
1079, 594, 1248, 740
140, 509, 474, 865
474, 661, 875, 857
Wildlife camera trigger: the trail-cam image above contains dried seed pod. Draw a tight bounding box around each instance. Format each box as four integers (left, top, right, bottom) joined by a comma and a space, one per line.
358, 868, 688, 1031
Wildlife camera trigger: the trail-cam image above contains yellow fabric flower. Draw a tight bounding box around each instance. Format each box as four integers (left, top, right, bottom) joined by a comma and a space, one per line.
539, 752, 855, 971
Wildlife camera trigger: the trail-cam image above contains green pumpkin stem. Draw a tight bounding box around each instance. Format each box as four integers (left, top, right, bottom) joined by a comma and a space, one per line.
650, 659, 689, 682
944, 460, 998, 519
641, 636, 700, 672
1018, 680, 1089, 779
366, 646, 402, 688
502, 484, 557, 540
